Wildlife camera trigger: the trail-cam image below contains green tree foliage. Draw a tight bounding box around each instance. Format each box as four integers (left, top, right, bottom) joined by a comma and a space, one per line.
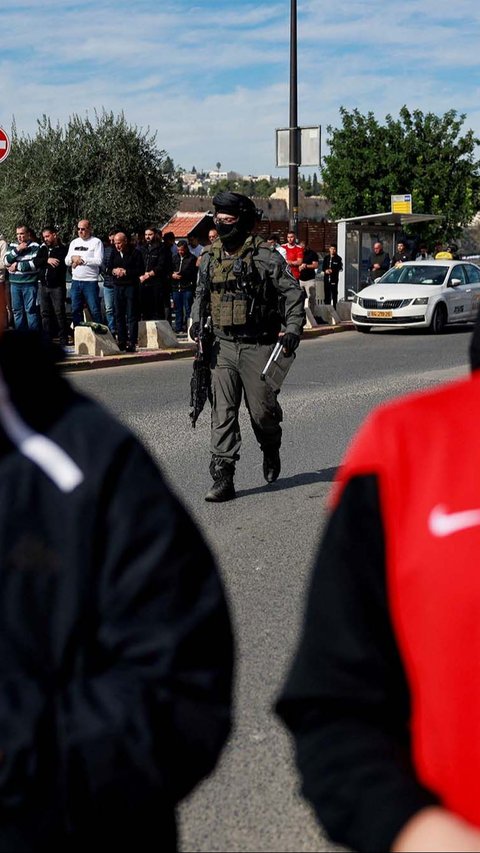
322, 106, 480, 243
0, 111, 179, 242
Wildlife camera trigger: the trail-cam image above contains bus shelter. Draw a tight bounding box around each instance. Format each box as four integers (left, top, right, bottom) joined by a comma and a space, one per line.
336, 212, 438, 299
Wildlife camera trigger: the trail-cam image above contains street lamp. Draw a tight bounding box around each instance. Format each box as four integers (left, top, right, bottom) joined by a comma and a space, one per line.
289, 0, 299, 236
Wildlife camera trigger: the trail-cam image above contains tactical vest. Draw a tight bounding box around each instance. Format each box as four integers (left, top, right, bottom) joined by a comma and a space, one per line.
206, 237, 279, 335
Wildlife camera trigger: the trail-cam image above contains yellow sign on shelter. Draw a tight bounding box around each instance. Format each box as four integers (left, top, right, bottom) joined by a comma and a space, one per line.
391, 194, 412, 214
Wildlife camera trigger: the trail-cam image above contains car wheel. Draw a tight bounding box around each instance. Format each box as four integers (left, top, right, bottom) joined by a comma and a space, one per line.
430, 303, 447, 334
356, 325, 371, 333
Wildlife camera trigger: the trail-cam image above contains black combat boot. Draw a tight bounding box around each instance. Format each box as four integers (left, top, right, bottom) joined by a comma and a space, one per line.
263, 446, 281, 484
205, 456, 236, 502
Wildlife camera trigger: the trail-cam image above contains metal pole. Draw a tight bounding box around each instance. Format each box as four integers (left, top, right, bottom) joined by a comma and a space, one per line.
289, 0, 299, 236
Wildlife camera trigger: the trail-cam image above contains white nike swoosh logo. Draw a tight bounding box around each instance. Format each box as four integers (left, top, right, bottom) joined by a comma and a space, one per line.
429, 504, 480, 537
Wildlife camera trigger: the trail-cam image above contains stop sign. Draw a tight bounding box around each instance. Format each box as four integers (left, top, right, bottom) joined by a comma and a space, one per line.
0, 127, 11, 164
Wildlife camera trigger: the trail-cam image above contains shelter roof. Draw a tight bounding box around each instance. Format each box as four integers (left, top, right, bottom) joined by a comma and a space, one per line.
336, 212, 439, 227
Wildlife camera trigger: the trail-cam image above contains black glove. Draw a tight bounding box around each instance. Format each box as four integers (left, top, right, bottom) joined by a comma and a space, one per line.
281, 332, 300, 357
189, 322, 200, 342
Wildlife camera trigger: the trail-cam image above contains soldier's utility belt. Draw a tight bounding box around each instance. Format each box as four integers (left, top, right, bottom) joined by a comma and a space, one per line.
211, 291, 251, 327
218, 333, 275, 345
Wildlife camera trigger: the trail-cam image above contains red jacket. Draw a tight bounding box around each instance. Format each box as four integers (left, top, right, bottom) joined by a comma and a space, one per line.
279, 371, 480, 851
281, 244, 303, 279
332, 372, 480, 828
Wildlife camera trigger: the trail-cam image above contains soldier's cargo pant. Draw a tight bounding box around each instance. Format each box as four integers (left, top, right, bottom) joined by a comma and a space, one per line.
210, 337, 282, 461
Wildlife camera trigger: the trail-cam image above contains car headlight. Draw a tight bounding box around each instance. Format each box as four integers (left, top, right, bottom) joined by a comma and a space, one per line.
412, 297, 429, 305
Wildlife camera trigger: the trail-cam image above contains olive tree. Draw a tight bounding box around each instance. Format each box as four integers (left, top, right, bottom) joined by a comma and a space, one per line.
0, 111, 179, 242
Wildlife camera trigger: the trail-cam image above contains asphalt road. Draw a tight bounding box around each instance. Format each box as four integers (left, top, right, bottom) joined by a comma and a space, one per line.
69, 325, 473, 852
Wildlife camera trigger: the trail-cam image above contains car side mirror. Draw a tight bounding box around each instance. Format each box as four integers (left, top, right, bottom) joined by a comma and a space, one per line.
449, 278, 462, 287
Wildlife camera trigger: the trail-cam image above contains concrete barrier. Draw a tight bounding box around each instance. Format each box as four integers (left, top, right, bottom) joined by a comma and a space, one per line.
315, 305, 341, 325
74, 326, 120, 356
138, 320, 181, 349
336, 300, 352, 321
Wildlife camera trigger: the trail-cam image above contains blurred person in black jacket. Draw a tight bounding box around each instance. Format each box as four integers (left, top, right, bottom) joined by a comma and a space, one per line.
0, 287, 234, 850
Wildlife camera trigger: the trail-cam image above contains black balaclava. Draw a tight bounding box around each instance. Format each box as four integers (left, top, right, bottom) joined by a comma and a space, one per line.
212, 192, 259, 252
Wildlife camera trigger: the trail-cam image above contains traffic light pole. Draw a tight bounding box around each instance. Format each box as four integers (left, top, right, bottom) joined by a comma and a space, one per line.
289, 0, 299, 236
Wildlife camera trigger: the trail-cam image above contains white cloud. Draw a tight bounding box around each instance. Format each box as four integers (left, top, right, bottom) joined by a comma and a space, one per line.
0, 0, 479, 175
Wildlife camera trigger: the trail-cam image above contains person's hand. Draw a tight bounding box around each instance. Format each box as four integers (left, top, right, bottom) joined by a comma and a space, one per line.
392, 806, 480, 852
280, 332, 300, 357
172, 272, 181, 280
71, 255, 84, 268
17, 242, 29, 252
113, 267, 126, 277
47, 258, 60, 267
189, 322, 200, 342
7, 263, 17, 273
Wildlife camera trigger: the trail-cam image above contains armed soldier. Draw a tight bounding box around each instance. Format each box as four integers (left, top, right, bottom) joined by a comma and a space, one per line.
190, 192, 305, 502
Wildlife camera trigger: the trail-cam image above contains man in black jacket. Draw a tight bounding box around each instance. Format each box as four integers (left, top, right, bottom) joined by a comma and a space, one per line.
107, 231, 144, 352
100, 229, 118, 335
35, 225, 68, 346
0, 322, 234, 852
139, 225, 172, 321
171, 240, 197, 333
321, 243, 343, 309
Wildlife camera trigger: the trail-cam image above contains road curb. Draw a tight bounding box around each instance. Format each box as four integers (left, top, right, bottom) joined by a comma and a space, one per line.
61, 323, 354, 372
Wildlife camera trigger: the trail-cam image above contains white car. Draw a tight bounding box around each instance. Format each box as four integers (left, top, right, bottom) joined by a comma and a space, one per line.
351, 260, 480, 333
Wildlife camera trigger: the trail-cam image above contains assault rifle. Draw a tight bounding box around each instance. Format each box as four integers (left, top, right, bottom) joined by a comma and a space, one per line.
189, 290, 214, 428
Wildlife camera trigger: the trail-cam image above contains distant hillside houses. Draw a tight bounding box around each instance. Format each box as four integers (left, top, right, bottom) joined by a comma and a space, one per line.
181, 169, 245, 194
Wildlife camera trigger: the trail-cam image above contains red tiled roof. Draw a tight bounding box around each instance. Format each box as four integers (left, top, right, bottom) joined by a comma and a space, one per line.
162, 212, 211, 238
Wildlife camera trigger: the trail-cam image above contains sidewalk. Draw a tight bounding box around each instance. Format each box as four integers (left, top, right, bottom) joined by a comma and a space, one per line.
61, 322, 354, 372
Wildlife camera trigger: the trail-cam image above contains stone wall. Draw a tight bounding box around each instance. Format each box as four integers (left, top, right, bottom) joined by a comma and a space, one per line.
176, 192, 332, 223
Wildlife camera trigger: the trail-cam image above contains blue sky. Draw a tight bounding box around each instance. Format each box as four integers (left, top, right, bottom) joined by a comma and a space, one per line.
1, 0, 479, 177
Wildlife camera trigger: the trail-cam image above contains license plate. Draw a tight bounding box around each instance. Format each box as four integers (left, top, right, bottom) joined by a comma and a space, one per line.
367, 310, 393, 318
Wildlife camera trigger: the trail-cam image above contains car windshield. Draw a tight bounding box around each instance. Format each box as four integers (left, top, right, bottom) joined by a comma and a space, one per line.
378, 265, 448, 286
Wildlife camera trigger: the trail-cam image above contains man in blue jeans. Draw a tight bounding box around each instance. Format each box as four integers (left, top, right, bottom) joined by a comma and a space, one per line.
171, 240, 197, 333
4, 224, 40, 331
65, 219, 103, 326
101, 228, 117, 335
107, 231, 144, 352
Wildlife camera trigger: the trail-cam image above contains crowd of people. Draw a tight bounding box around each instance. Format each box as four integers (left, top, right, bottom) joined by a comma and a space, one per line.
0, 223, 344, 352
368, 238, 461, 281
0, 221, 218, 353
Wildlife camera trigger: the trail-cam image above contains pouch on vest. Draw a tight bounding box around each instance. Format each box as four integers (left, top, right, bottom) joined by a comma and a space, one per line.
233, 293, 248, 325
211, 291, 222, 327
220, 293, 234, 326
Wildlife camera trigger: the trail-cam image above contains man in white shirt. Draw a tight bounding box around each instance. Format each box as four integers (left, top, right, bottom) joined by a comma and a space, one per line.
65, 219, 104, 326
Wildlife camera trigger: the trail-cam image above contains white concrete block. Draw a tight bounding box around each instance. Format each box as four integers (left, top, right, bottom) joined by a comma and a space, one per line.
315, 305, 341, 326
138, 320, 181, 349
74, 326, 120, 356
336, 300, 352, 321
